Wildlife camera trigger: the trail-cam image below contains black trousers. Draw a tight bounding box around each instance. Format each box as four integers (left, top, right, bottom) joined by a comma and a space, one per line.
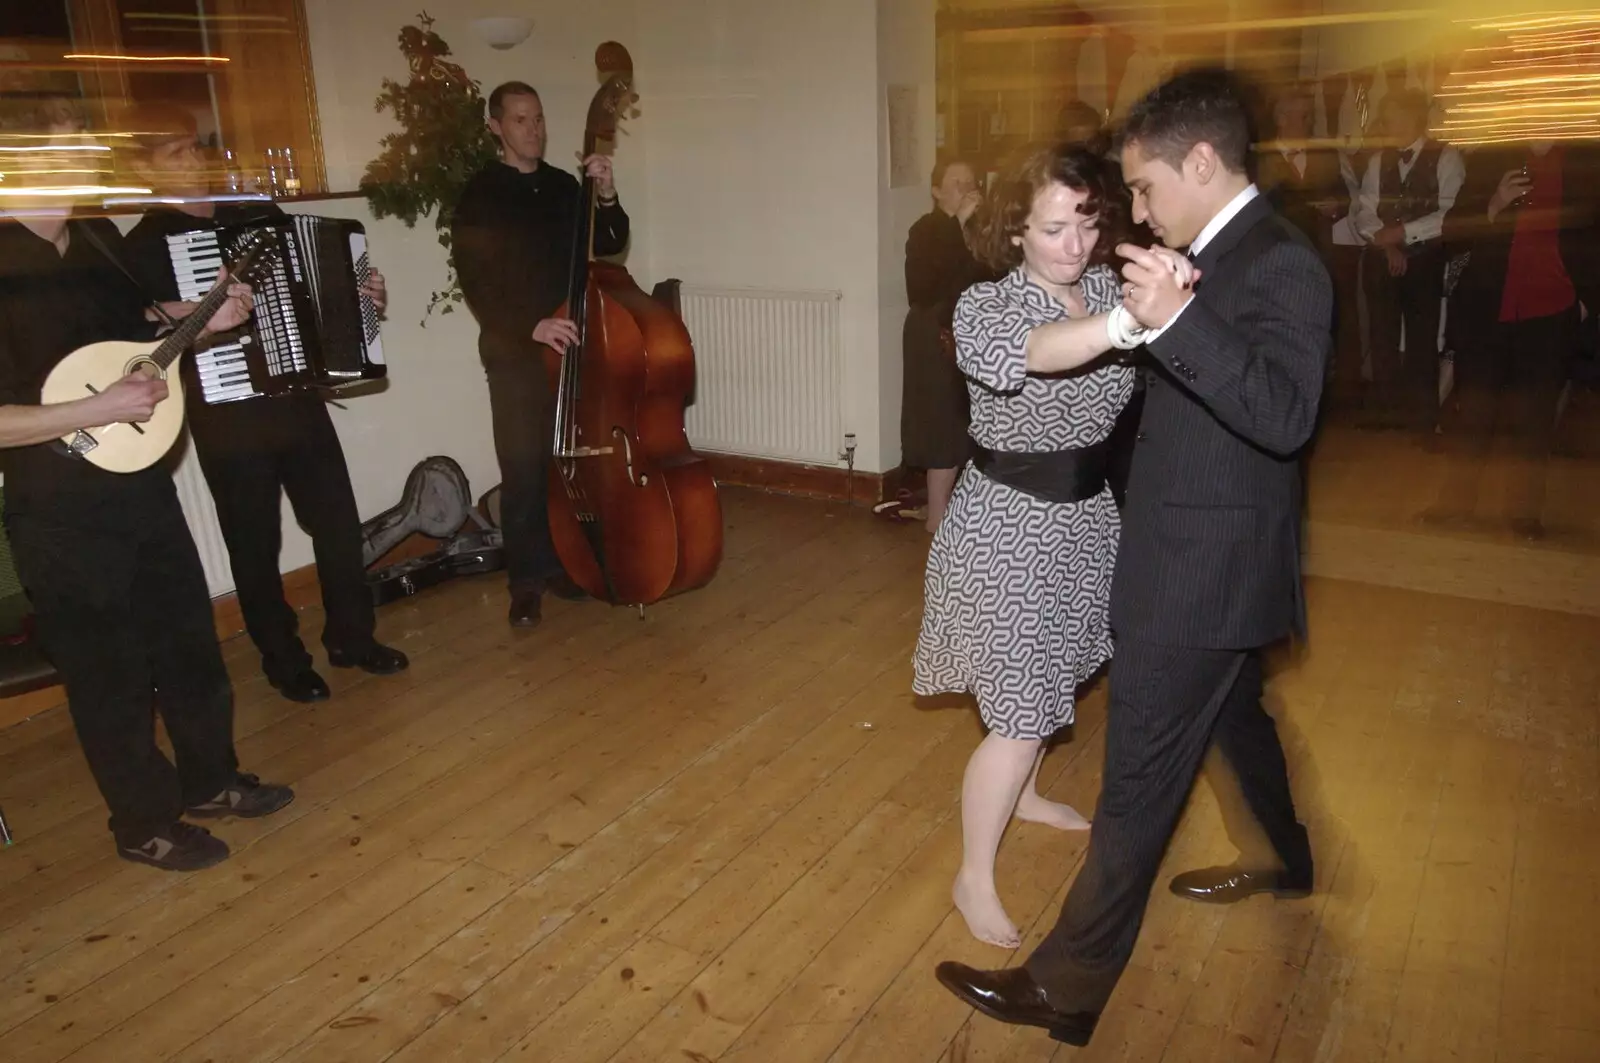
192, 395, 374, 681
1365, 246, 1444, 431
1435, 306, 1576, 521
483, 352, 562, 592
5, 474, 238, 846
1025, 640, 1312, 1013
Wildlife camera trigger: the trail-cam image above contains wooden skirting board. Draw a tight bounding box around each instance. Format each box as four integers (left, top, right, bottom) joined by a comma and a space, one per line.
0, 529, 442, 734
702, 453, 911, 506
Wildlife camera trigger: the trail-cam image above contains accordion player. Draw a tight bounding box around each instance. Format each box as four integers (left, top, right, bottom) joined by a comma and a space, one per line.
166, 215, 386, 405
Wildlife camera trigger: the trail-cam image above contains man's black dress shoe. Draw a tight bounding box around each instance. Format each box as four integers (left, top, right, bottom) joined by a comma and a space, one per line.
509, 589, 542, 628
270, 668, 330, 704
1169, 865, 1313, 904
327, 642, 410, 675
934, 962, 1099, 1046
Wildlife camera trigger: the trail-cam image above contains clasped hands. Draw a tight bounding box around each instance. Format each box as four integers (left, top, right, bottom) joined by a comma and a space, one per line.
1106, 243, 1199, 350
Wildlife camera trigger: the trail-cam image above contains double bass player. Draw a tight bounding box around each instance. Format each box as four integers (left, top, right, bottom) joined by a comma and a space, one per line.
453, 80, 630, 627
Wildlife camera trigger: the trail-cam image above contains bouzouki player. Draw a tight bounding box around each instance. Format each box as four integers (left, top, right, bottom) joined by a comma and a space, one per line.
0, 100, 293, 872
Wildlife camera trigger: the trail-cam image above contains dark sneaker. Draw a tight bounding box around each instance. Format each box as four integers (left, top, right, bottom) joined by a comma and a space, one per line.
186, 773, 296, 820
117, 821, 230, 872
327, 642, 410, 675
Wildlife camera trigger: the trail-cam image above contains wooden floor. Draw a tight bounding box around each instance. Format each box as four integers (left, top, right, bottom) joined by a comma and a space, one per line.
0, 487, 1597, 1063
1309, 395, 1600, 555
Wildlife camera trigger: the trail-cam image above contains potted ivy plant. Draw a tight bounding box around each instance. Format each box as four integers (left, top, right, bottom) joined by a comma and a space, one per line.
360, 12, 498, 322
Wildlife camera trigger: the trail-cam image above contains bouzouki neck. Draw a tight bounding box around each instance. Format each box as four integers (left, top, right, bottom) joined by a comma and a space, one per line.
149, 271, 237, 368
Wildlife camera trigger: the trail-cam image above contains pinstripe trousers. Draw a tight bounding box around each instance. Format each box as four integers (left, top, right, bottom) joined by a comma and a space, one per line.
1024, 639, 1312, 1012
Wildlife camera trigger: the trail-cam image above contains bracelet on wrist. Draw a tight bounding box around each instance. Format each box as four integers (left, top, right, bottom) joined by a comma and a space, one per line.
1105, 305, 1149, 351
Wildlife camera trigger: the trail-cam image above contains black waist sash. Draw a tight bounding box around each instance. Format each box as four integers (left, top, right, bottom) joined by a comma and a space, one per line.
970, 437, 1111, 504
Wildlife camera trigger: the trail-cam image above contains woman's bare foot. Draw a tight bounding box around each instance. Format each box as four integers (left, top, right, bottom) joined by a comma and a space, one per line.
953, 870, 1021, 949
1014, 791, 1091, 831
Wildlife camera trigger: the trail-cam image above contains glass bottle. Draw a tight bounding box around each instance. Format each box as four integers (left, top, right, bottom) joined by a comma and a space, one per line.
282, 147, 301, 195
264, 147, 282, 196
222, 149, 243, 194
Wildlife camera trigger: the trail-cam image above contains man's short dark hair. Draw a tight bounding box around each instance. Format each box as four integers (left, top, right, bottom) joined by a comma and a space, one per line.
120, 101, 197, 151
930, 154, 971, 188
1117, 68, 1253, 174
488, 81, 539, 121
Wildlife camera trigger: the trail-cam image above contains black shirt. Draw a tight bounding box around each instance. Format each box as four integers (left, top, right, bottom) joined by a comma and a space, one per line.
121, 200, 325, 451
0, 216, 164, 506
451, 160, 630, 359
905, 209, 983, 327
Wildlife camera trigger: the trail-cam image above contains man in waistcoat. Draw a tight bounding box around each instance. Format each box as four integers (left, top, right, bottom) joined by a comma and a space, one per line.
1355, 89, 1464, 434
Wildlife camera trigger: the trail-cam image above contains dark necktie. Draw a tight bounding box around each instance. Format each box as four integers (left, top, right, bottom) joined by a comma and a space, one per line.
1400, 147, 1416, 167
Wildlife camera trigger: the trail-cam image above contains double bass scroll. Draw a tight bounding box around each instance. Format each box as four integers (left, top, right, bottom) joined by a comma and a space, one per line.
544, 41, 724, 609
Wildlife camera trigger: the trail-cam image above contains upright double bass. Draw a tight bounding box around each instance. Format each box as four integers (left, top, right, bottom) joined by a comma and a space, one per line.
546, 42, 724, 608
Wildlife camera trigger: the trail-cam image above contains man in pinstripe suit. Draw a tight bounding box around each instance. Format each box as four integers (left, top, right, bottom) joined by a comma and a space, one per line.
935, 69, 1332, 1046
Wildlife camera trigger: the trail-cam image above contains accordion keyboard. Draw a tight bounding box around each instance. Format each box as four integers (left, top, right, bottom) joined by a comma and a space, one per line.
166, 229, 259, 405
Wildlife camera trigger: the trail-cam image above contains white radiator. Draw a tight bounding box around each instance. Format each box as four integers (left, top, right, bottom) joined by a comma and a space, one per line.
170, 436, 237, 598
679, 285, 845, 466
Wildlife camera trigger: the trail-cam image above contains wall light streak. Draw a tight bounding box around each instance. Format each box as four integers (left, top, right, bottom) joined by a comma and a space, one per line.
0, 185, 151, 197
0, 145, 110, 153
63, 53, 229, 63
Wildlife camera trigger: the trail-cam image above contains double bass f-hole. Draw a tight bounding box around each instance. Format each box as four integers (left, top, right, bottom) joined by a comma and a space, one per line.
612, 427, 646, 486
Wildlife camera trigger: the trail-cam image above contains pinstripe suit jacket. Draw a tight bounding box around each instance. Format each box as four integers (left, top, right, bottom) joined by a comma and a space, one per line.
1110, 193, 1333, 649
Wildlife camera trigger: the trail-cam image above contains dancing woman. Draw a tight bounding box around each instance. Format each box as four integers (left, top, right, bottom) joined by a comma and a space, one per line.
913, 143, 1180, 948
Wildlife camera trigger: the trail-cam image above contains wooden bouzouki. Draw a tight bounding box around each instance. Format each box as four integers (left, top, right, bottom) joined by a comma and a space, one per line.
40, 229, 275, 474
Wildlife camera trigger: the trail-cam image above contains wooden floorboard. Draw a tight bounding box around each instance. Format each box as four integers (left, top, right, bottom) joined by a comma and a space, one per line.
0, 486, 1596, 1063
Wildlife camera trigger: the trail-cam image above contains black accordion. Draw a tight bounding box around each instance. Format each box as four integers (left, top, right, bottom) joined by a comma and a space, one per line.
166, 215, 387, 405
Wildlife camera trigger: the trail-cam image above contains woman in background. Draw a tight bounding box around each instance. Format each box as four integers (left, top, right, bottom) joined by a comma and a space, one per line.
899, 156, 985, 532
914, 144, 1161, 948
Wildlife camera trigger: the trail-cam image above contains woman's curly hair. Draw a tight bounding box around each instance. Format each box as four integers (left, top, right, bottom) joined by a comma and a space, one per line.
967, 142, 1129, 274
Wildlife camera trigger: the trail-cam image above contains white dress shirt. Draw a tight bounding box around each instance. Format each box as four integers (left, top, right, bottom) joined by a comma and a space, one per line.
1355, 137, 1465, 246
1143, 184, 1261, 341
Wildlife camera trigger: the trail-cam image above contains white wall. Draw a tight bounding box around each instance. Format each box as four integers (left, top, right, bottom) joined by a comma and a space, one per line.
876, 0, 938, 473
631, 0, 891, 470
140, 0, 927, 587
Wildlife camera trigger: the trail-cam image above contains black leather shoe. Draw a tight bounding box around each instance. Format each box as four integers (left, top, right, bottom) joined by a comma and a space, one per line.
1169, 865, 1313, 904
327, 642, 410, 675
270, 668, 330, 703
545, 571, 588, 601
509, 589, 542, 628
934, 963, 1099, 1046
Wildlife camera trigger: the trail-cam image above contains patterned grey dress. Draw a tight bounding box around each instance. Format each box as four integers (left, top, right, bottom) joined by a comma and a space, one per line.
913, 264, 1132, 740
